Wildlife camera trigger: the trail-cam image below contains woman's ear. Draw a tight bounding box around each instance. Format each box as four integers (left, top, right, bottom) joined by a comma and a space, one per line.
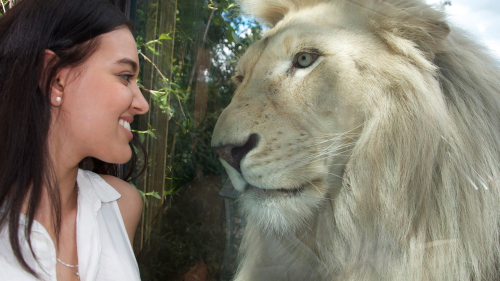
42, 50, 69, 106
49, 75, 64, 106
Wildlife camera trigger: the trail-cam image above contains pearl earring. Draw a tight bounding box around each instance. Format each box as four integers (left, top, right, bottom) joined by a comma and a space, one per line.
56, 97, 62, 103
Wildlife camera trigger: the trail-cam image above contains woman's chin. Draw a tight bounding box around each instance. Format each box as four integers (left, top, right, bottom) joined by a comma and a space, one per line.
99, 147, 132, 165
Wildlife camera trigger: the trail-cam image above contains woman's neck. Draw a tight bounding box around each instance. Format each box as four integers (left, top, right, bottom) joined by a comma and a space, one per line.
21, 135, 81, 232
46, 118, 82, 215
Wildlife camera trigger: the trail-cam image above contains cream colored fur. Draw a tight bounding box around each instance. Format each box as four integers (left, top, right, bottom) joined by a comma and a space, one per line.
211, 0, 500, 280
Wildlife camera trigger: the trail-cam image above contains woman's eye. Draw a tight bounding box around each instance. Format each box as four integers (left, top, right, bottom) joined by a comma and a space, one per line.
119, 74, 133, 82
294, 53, 318, 68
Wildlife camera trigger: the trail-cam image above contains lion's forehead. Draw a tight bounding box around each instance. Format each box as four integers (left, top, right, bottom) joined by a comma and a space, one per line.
236, 38, 269, 75
237, 13, 376, 80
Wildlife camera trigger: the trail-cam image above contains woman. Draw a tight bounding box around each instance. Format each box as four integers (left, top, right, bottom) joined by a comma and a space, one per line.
0, 0, 149, 280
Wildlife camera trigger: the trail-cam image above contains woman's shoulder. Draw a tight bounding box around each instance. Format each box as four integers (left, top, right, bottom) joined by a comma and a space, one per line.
98, 175, 142, 205
98, 174, 143, 243
78, 170, 141, 205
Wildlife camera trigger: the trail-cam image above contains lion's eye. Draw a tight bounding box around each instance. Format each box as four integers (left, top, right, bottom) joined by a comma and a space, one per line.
294, 53, 318, 68
232, 75, 244, 84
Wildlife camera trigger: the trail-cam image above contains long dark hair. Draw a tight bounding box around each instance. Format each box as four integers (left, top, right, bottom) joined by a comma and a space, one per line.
0, 0, 146, 277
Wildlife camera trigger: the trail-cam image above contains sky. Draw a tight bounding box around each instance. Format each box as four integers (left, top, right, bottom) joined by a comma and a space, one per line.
426, 0, 500, 59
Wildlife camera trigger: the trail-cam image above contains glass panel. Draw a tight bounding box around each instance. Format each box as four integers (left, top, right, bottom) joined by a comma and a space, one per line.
129, 0, 261, 279
128, 0, 500, 280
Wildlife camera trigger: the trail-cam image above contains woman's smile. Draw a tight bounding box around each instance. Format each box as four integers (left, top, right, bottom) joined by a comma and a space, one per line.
119, 118, 133, 140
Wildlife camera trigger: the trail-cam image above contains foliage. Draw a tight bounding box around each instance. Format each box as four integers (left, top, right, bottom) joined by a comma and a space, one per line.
132, 0, 263, 280
132, 124, 157, 145
0, 0, 9, 17
135, 0, 262, 194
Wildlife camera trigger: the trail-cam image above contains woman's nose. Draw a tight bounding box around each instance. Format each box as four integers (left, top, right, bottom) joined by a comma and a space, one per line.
131, 84, 149, 115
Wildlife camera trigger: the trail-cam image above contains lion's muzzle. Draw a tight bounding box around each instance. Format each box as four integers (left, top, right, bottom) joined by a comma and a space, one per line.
212, 133, 260, 173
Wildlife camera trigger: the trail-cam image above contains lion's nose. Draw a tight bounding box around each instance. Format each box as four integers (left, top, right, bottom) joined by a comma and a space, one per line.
213, 133, 260, 173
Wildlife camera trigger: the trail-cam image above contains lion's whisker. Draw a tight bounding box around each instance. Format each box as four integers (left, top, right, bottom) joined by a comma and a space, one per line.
297, 175, 323, 194
299, 169, 344, 180
305, 142, 356, 162
305, 147, 355, 164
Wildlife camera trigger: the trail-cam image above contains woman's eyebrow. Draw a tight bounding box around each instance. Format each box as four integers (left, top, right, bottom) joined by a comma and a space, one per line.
115, 58, 138, 73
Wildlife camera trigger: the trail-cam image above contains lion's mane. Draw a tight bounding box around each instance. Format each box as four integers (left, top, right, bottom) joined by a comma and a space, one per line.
231, 0, 500, 280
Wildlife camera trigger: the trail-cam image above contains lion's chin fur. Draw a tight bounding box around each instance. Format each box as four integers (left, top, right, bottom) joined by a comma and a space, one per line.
240, 185, 325, 236
212, 0, 500, 280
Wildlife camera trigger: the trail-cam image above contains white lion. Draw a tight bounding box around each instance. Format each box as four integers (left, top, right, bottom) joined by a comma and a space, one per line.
211, 0, 500, 280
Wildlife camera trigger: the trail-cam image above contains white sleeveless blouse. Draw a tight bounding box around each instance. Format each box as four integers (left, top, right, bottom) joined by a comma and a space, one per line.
0, 169, 141, 281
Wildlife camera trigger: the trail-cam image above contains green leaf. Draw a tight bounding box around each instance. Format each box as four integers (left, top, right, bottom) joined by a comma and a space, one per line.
133, 144, 139, 154
148, 130, 157, 139
164, 188, 176, 196
212, 17, 221, 26
146, 39, 162, 45
159, 33, 171, 40
232, 31, 240, 44
146, 44, 159, 55
138, 190, 148, 207
226, 30, 234, 43
152, 192, 161, 199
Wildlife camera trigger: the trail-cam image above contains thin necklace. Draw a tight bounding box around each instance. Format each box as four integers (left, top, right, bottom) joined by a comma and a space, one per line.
56, 257, 79, 278
56, 182, 80, 279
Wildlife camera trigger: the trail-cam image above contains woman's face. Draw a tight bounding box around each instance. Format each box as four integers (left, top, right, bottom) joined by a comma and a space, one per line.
53, 27, 149, 164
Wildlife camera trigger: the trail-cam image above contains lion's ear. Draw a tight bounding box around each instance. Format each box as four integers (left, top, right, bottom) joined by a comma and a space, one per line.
239, 0, 290, 26
372, 2, 450, 62
380, 20, 450, 61
239, 0, 323, 26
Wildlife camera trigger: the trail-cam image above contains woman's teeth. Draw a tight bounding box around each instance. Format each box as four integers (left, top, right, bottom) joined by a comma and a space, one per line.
119, 119, 131, 132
